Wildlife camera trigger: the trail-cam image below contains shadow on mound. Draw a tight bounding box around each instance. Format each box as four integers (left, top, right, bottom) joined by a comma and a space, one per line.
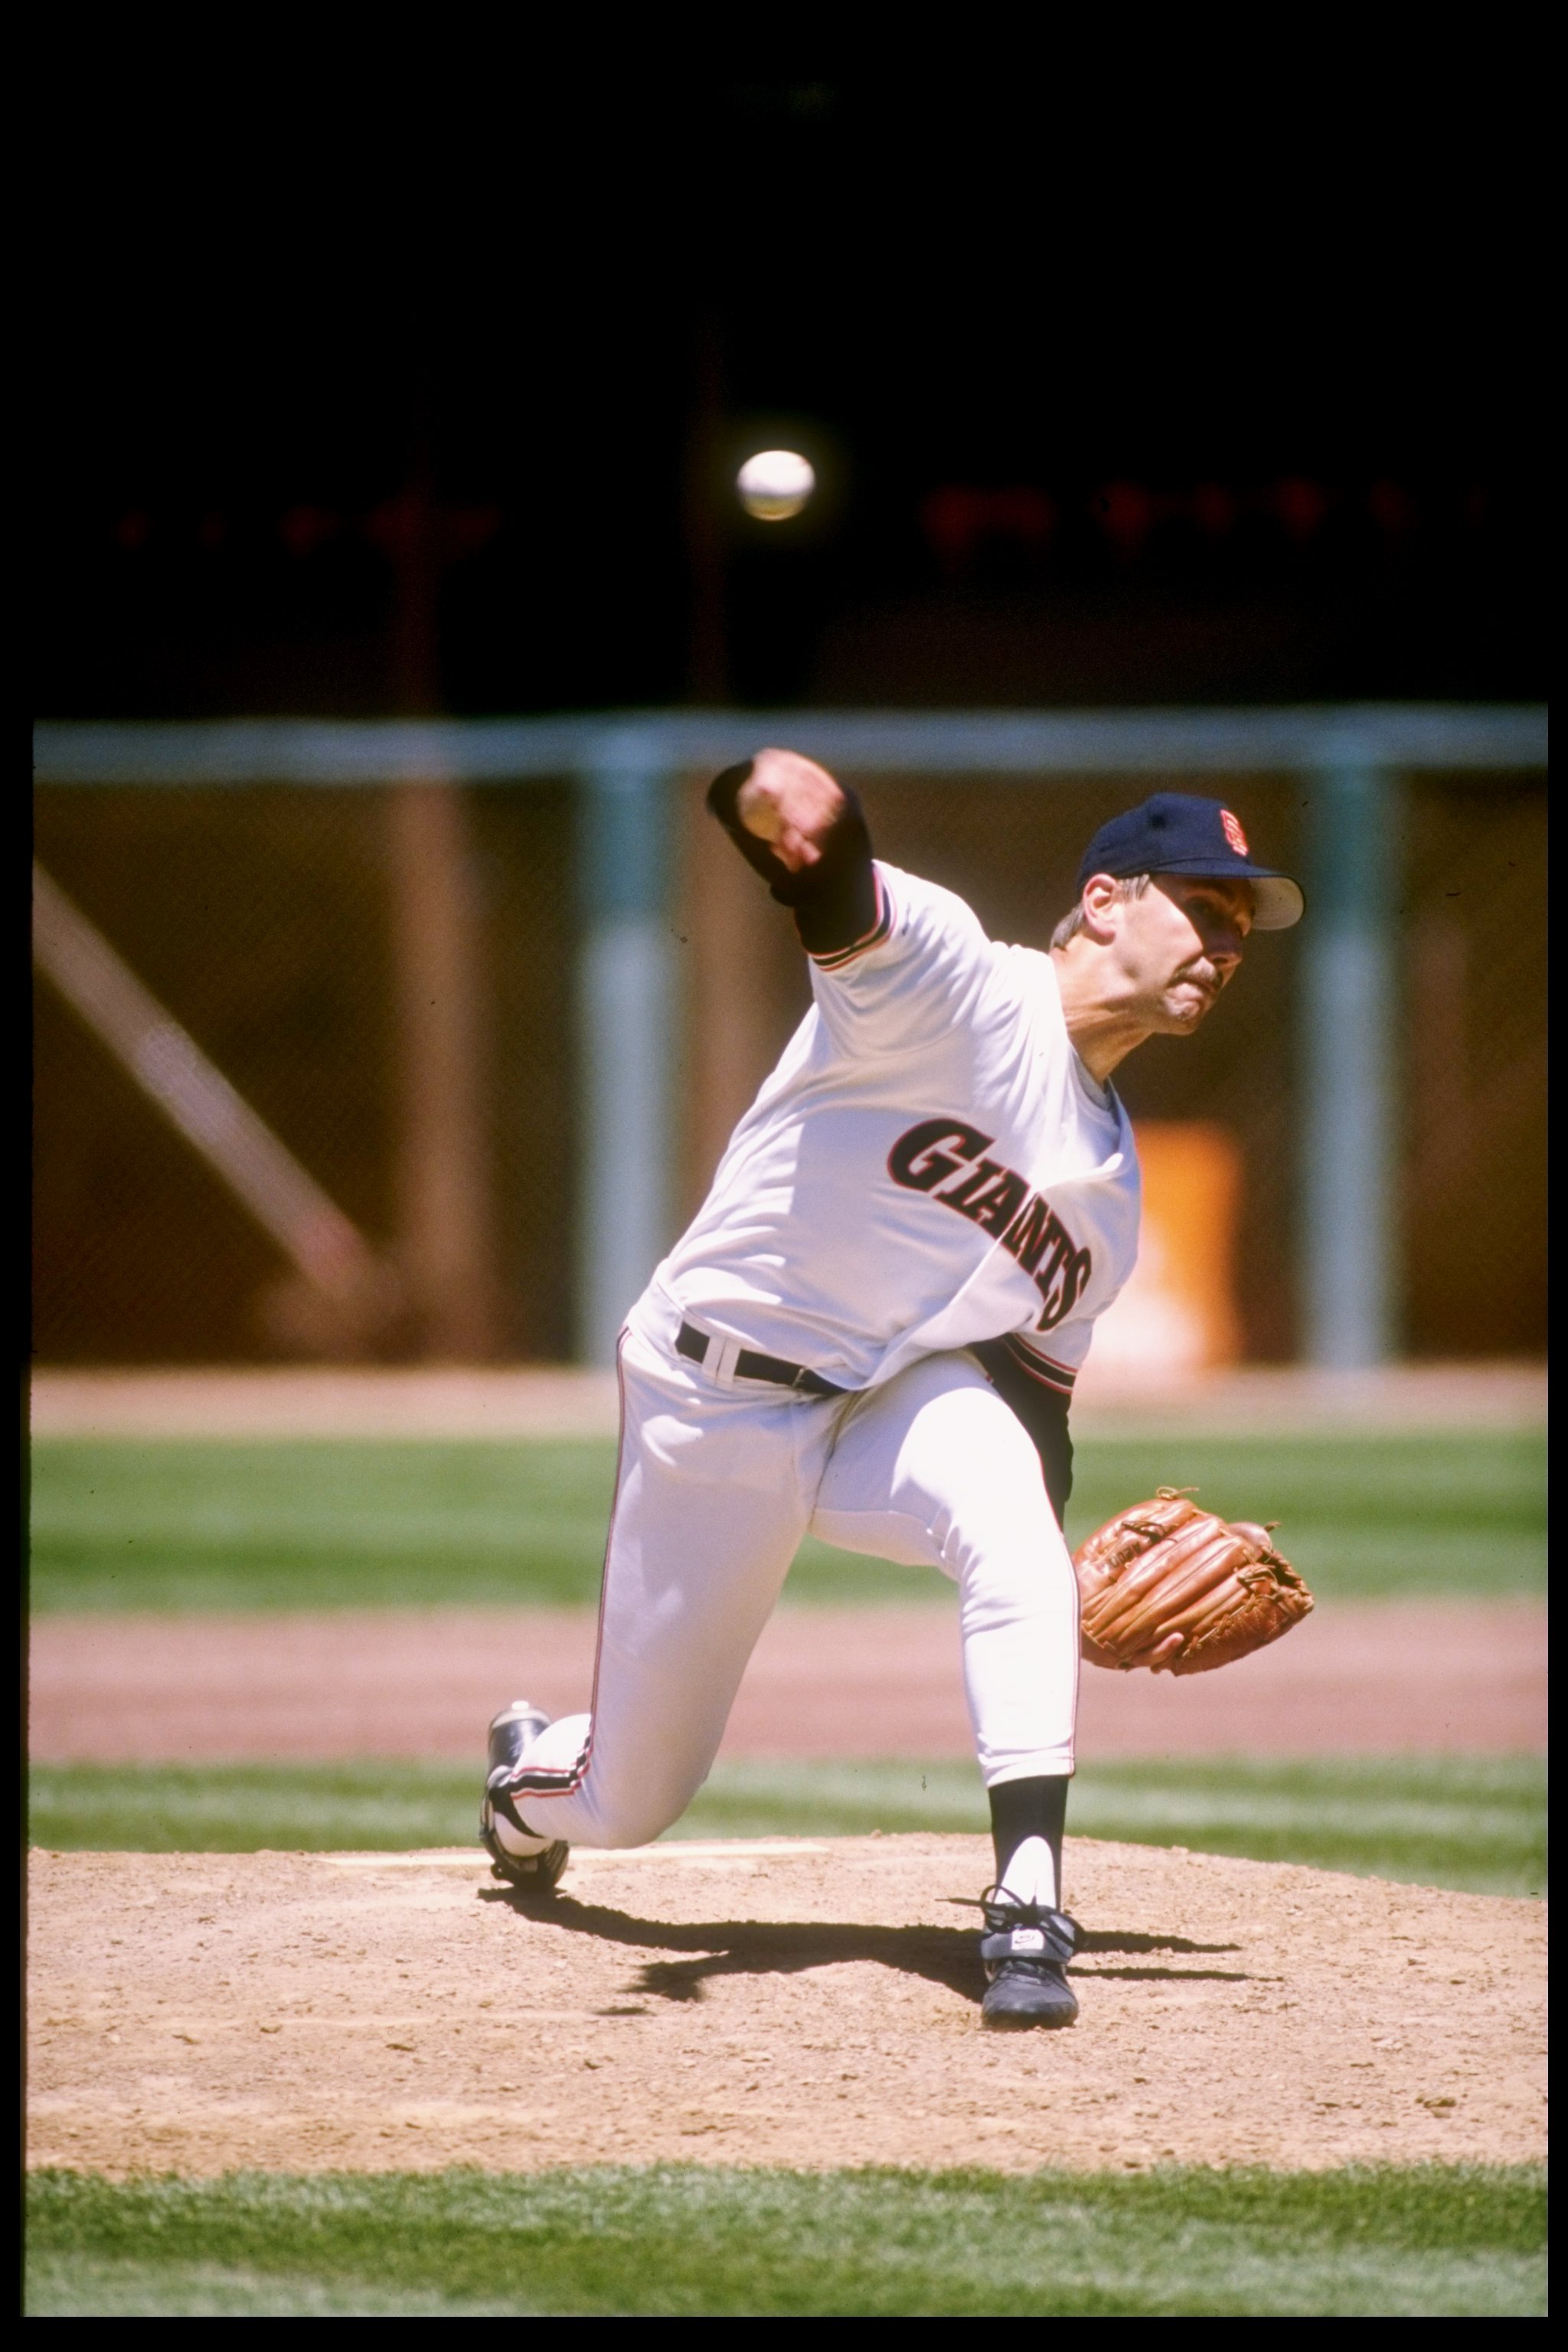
478, 1886, 1246, 2005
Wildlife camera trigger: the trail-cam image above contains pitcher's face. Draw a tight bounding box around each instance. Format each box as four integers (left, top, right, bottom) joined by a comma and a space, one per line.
1106, 873, 1253, 1032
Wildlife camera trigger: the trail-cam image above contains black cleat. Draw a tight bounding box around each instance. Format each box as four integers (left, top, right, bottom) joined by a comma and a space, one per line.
978, 1892, 1080, 2029
487, 1698, 551, 1775
479, 1700, 570, 1891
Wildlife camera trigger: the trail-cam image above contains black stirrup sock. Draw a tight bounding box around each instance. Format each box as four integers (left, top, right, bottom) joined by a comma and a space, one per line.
988, 1774, 1070, 1903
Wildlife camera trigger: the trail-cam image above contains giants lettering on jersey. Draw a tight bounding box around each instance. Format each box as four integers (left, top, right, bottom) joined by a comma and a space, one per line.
887, 1119, 1093, 1331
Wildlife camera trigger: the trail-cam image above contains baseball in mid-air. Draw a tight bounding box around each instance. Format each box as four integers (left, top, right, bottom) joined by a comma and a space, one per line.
737, 449, 816, 521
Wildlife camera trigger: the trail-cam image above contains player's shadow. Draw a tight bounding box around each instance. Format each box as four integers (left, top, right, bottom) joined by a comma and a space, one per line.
1069, 1926, 1250, 1981
479, 1886, 1246, 2005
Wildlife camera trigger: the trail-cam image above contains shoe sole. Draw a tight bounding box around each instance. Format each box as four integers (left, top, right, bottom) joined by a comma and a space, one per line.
981, 1974, 1080, 2029
479, 1815, 570, 1892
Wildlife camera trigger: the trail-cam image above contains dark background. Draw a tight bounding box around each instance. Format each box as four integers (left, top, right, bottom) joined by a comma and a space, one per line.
33, 77, 1547, 720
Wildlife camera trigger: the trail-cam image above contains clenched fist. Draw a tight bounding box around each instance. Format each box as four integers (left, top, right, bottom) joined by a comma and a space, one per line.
736, 749, 848, 875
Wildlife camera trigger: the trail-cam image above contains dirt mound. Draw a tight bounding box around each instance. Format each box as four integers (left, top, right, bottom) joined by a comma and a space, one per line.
28, 1839, 1544, 2178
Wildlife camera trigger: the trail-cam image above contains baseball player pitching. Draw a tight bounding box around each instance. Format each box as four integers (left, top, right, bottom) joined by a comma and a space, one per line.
483, 753, 1304, 2028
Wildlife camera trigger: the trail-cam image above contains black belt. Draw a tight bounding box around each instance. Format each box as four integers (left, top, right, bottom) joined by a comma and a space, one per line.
676, 1320, 848, 1397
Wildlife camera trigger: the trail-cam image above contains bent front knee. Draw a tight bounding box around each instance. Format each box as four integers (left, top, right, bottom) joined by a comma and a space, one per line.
583, 1787, 692, 1850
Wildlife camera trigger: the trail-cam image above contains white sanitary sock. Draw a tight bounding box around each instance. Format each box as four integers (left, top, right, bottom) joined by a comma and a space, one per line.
998, 1833, 1059, 1912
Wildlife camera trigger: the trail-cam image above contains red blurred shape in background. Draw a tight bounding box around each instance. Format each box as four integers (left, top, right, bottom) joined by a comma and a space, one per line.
1189, 482, 1237, 536
922, 484, 1057, 569
280, 506, 341, 558
1270, 478, 1327, 541
365, 492, 501, 564
1096, 481, 1154, 553
1369, 479, 1417, 535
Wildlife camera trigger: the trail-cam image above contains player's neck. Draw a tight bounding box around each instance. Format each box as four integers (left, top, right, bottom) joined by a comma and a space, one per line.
1050, 946, 1157, 1082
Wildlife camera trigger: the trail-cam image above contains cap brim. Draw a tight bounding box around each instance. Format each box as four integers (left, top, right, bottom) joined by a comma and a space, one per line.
1248, 874, 1305, 930
1142, 860, 1305, 930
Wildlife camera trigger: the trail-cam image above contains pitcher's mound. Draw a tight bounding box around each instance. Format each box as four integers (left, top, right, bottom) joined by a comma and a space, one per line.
28, 1838, 1544, 2178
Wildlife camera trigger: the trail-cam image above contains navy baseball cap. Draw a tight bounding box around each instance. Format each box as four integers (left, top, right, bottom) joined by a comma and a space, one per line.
1076, 793, 1304, 930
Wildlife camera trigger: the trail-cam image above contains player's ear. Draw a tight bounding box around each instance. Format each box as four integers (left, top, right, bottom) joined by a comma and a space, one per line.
1076, 874, 1122, 943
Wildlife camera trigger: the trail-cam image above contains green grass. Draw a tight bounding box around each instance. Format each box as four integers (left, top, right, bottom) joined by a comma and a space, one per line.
27, 1753, 1547, 1896
24, 2164, 1547, 2315
26, 1429, 1547, 1611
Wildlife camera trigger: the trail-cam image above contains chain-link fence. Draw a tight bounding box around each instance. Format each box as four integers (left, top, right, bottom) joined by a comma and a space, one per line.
31, 728, 1545, 1365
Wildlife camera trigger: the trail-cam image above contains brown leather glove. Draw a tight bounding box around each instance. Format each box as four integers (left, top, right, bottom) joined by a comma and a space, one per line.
1073, 1488, 1314, 1674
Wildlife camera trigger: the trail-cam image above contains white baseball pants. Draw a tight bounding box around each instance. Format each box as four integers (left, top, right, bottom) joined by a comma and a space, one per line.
510, 1290, 1080, 1851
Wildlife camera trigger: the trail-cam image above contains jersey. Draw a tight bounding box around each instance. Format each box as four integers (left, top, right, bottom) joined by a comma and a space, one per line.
653, 856, 1143, 1406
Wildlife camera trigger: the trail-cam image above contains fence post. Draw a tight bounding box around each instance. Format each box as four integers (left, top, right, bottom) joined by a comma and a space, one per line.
1300, 759, 1399, 1367
387, 780, 501, 1359
576, 732, 677, 1365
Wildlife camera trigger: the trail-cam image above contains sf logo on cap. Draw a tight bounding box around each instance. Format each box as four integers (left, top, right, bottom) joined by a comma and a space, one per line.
1220, 809, 1249, 855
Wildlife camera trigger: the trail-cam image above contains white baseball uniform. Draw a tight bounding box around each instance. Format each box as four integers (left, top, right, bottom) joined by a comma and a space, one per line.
505, 856, 1142, 1853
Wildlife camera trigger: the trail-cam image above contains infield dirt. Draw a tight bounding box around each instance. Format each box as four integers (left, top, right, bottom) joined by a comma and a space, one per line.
28, 1838, 1544, 2178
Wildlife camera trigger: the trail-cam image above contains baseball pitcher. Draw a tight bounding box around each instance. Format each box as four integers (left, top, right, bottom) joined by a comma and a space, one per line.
482, 753, 1305, 2028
